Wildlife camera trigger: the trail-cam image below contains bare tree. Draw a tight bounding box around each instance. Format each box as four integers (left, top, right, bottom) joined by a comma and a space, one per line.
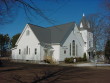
87, 14, 108, 51
102, 0, 110, 39
86, 0, 110, 54
0, 0, 51, 24
0, 0, 68, 25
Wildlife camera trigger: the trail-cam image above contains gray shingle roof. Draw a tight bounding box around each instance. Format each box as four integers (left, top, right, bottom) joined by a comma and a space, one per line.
48, 22, 75, 44
28, 22, 75, 45
28, 24, 51, 43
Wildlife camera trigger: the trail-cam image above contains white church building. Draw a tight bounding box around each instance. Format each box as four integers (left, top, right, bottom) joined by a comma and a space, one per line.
11, 15, 94, 63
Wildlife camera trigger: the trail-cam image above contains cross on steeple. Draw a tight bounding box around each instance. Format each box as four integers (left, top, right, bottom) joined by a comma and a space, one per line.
83, 13, 85, 17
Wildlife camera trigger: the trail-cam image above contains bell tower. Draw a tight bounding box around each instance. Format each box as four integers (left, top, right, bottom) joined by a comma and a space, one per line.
79, 14, 93, 60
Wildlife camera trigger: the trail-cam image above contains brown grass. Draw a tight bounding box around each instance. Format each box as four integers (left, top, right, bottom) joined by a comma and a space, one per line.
0, 60, 110, 83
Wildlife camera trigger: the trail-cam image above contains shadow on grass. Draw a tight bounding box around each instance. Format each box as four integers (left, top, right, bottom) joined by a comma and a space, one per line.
0, 60, 3, 67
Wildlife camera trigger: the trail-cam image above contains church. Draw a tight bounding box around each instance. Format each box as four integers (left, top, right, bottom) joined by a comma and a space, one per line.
11, 14, 94, 63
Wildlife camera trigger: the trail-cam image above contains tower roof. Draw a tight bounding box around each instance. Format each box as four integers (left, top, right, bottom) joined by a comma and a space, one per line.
79, 14, 92, 32
80, 15, 89, 28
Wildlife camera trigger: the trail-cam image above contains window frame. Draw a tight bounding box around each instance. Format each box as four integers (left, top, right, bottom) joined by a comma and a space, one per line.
26, 30, 30, 36
64, 50, 66, 54
72, 40, 75, 56
70, 43, 71, 56
19, 49, 21, 55
35, 48, 37, 55
27, 46, 28, 54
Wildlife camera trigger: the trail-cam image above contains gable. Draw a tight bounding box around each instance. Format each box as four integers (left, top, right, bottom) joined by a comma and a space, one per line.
16, 22, 75, 46
48, 22, 75, 44
28, 24, 51, 43
74, 25, 85, 44
15, 24, 40, 46
62, 24, 85, 45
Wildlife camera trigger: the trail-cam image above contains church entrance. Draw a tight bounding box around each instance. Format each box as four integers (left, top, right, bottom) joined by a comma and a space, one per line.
88, 51, 95, 62
87, 47, 95, 62
44, 49, 54, 63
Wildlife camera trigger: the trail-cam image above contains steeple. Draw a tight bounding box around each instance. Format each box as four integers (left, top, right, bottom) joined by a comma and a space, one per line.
80, 13, 90, 29
83, 13, 85, 17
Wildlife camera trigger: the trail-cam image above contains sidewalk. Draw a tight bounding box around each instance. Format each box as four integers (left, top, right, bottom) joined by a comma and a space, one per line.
60, 62, 110, 67
74, 63, 110, 67
75, 63, 96, 67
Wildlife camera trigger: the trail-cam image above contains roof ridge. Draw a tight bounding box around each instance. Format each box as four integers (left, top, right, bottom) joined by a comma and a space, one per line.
28, 23, 49, 30
28, 22, 75, 44
47, 22, 75, 28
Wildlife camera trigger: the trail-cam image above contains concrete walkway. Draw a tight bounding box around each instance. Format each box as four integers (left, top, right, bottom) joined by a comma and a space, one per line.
37, 61, 110, 67
75, 63, 110, 67
75, 63, 96, 67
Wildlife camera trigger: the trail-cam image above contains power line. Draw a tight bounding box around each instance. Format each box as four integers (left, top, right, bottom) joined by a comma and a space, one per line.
37, 0, 71, 26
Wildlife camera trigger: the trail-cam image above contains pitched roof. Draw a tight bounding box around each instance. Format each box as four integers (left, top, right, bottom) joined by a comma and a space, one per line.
80, 16, 89, 28
48, 22, 75, 44
28, 22, 75, 44
80, 16, 92, 32
28, 24, 51, 43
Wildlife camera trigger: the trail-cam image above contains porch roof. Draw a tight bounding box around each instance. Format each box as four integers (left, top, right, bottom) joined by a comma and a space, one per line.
87, 47, 95, 52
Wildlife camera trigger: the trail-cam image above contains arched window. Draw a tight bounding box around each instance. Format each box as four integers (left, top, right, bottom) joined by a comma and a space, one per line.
64, 50, 66, 54
19, 49, 21, 55
26, 30, 30, 36
70, 43, 71, 56
76, 45, 77, 56
29, 48, 30, 54
35, 48, 37, 55
27, 46, 28, 54
72, 40, 75, 56
89, 41, 91, 47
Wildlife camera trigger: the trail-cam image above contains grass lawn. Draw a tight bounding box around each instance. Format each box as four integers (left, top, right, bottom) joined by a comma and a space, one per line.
0, 60, 110, 83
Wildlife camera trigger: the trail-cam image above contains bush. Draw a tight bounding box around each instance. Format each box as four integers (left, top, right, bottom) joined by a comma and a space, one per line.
44, 59, 57, 64
65, 57, 83, 63
64, 54, 87, 63
105, 40, 110, 62
76, 57, 83, 62
65, 57, 74, 63
44, 59, 51, 63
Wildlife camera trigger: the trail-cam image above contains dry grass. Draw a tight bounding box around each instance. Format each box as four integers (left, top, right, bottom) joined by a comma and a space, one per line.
0, 60, 110, 83
0, 57, 10, 60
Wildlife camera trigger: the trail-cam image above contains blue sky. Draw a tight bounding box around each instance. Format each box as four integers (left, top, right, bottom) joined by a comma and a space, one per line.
0, 0, 102, 37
